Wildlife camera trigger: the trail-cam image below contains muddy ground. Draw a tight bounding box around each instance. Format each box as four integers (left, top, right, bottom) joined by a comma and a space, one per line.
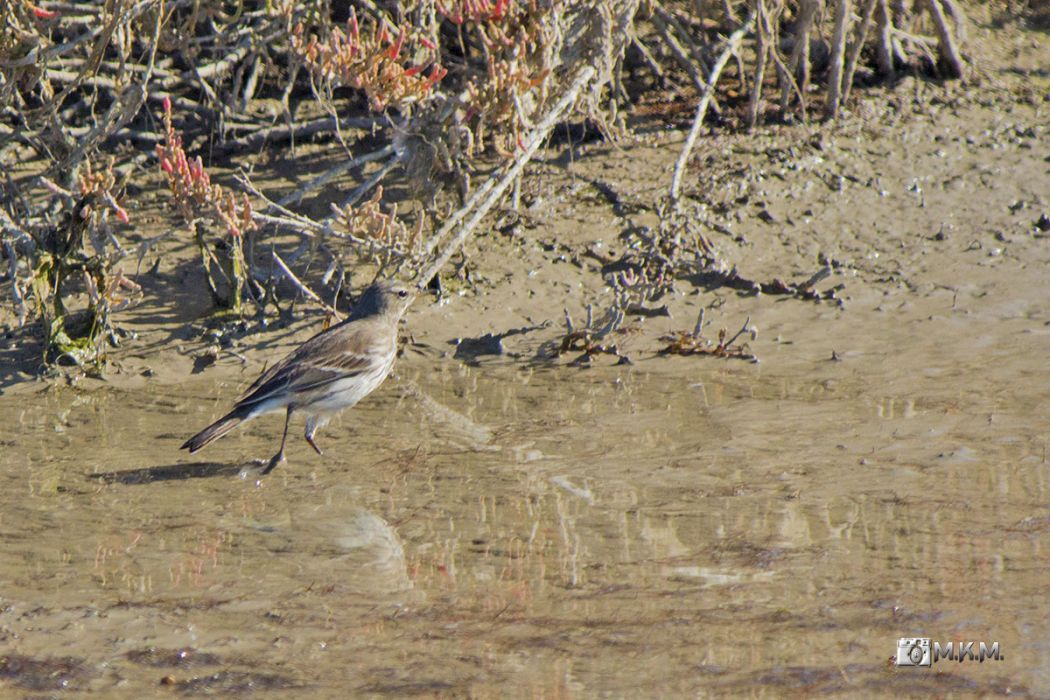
1, 11, 1048, 699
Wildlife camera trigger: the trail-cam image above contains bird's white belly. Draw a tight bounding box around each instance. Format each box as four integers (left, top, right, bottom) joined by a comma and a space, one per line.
303, 364, 391, 418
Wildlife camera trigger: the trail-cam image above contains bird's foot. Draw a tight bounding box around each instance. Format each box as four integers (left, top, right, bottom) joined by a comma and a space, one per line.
305, 434, 323, 456
260, 451, 286, 475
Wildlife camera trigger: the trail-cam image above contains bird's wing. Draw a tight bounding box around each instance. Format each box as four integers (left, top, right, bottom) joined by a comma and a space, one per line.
242, 354, 292, 397
236, 321, 391, 408
239, 323, 340, 397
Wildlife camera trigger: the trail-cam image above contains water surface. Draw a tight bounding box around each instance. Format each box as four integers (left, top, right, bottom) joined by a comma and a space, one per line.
1, 322, 1045, 696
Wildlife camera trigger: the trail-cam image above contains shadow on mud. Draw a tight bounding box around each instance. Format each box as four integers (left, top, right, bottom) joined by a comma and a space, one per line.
92, 461, 253, 484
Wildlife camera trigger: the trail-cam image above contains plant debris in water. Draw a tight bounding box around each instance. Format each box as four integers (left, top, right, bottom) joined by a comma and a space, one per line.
126, 647, 224, 669
172, 669, 305, 695
556, 305, 633, 367
0, 653, 92, 691
659, 309, 758, 363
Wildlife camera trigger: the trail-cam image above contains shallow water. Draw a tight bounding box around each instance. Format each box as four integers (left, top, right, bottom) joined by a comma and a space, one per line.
1, 316, 1046, 697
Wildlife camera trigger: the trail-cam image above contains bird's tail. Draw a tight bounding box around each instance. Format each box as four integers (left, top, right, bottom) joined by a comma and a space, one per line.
181, 407, 251, 453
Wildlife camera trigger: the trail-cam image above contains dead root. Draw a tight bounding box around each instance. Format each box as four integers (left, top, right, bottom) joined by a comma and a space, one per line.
555, 306, 633, 367
659, 310, 758, 363
696, 265, 844, 304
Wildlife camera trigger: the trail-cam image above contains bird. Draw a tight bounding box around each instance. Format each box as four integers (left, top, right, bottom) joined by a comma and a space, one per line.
181, 279, 415, 474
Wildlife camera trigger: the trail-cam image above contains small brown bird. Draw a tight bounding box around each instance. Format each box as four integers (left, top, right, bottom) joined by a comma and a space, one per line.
182, 279, 415, 474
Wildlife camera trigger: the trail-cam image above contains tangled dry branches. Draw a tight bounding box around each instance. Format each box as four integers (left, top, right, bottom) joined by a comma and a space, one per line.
0, 0, 972, 372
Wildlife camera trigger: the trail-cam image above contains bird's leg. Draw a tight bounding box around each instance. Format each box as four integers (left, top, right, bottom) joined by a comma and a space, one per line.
304, 417, 324, 456
262, 407, 292, 475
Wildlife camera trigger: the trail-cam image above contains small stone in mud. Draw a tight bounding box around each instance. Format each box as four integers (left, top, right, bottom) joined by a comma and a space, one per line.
453, 333, 505, 360
191, 348, 219, 374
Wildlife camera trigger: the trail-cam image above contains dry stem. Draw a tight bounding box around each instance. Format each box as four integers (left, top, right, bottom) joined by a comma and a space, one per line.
825, 0, 853, 118
416, 65, 597, 289
670, 13, 755, 203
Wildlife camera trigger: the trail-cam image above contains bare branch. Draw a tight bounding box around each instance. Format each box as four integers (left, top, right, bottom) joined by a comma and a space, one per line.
825, 0, 852, 119
416, 65, 598, 289
670, 13, 755, 203
923, 0, 966, 78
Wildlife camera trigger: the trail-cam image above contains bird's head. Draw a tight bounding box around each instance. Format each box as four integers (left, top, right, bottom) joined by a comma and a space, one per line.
351, 279, 416, 320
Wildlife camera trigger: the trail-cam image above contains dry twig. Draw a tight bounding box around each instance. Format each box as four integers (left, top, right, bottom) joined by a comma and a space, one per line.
416, 65, 597, 289
670, 12, 755, 203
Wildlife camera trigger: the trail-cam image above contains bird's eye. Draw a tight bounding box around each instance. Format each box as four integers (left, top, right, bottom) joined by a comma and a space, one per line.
397, 290, 408, 298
